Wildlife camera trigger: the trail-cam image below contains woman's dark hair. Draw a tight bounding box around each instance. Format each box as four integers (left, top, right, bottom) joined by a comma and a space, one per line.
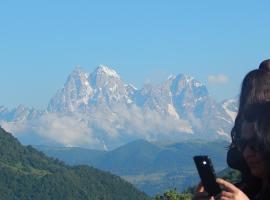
242, 102, 270, 172
231, 59, 270, 140
259, 59, 270, 72
252, 102, 270, 155
228, 59, 270, 171
226, 60, 270, 199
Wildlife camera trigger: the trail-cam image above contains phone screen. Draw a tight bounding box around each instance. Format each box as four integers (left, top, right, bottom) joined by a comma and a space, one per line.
193, 155, 221, 196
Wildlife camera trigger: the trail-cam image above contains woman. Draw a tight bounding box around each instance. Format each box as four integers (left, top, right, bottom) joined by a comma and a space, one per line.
231, 102, 270, 199
212, 103, 270, 200
193, 60, 270, 200
226, 60, 270, 198
228, 59, 270, 172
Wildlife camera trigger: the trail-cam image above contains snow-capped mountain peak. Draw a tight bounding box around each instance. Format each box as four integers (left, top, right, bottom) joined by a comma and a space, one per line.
175, 74, 204, 87
95, 65, 120, 79
68, 66, 90, 81
167, 74, 176, 80
48, 67, 93, 112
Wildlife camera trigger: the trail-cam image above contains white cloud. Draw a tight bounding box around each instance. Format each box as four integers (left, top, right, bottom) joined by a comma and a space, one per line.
208, 74, 229, 84
33, 113, 101, 148
1, 105, 193, 150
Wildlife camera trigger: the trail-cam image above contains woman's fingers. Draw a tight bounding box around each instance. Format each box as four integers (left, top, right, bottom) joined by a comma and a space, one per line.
216, 178, 238, 192
217, 178, 250, 200
220, 190, 233, 198
196, 182, 205, 192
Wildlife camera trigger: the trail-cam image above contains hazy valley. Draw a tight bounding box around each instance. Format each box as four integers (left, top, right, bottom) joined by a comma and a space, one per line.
36, 139, 229, 195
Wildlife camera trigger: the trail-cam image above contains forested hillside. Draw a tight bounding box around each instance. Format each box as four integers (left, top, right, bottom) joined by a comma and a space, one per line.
0, 127, 150, 200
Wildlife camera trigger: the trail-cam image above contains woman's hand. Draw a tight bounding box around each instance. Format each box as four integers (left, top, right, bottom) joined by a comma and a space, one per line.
216, 178, 249, 200
192, 182, 215, 200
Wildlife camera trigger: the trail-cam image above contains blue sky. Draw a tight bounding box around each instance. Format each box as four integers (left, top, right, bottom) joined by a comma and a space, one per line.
0, 0, 270, 109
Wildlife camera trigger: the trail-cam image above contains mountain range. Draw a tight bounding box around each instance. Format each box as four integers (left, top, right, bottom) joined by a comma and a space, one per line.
0, 65, 238, 150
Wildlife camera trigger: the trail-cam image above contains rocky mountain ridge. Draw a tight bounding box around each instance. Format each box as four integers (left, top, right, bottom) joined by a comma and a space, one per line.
0, 65, 237, 150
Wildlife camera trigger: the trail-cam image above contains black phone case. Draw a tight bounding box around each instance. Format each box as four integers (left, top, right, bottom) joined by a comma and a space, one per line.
193, 155, 221, 196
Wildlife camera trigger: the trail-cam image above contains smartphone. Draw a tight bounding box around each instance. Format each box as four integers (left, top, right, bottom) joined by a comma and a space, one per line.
193, 155, 221, 196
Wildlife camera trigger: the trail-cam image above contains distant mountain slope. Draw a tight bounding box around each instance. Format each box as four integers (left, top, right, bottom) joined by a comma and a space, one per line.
0, 127, 150, 200
36, 139, 229, 196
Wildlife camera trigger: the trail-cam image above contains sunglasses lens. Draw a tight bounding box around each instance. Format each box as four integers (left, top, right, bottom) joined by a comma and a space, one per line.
236, 137, 259, 152
249, 140, 259, 152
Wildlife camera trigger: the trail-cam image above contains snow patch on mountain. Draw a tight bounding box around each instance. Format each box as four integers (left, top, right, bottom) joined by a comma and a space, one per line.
96, 65, 120, 79
217, 128, 230, 139
167, 104, 180, 119
222, 98, 238, 122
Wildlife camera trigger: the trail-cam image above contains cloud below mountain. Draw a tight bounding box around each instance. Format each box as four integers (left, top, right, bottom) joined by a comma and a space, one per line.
33, 113, 101, 148
32, 106, 192, 149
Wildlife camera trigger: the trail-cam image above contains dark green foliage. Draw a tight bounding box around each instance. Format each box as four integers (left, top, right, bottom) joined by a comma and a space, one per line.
154, 189, 191, 200
183, 186, 196, 195
0, 127, 150, 200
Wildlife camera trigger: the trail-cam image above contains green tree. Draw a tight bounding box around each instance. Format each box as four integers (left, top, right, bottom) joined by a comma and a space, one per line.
154, 189, 191, 200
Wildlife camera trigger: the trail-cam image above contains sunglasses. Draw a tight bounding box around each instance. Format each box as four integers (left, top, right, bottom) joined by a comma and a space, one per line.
235, 137, 260, 152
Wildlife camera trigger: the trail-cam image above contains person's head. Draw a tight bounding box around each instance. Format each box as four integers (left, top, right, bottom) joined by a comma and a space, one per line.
235, 102, 270, 179
228, 59, 270, 171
